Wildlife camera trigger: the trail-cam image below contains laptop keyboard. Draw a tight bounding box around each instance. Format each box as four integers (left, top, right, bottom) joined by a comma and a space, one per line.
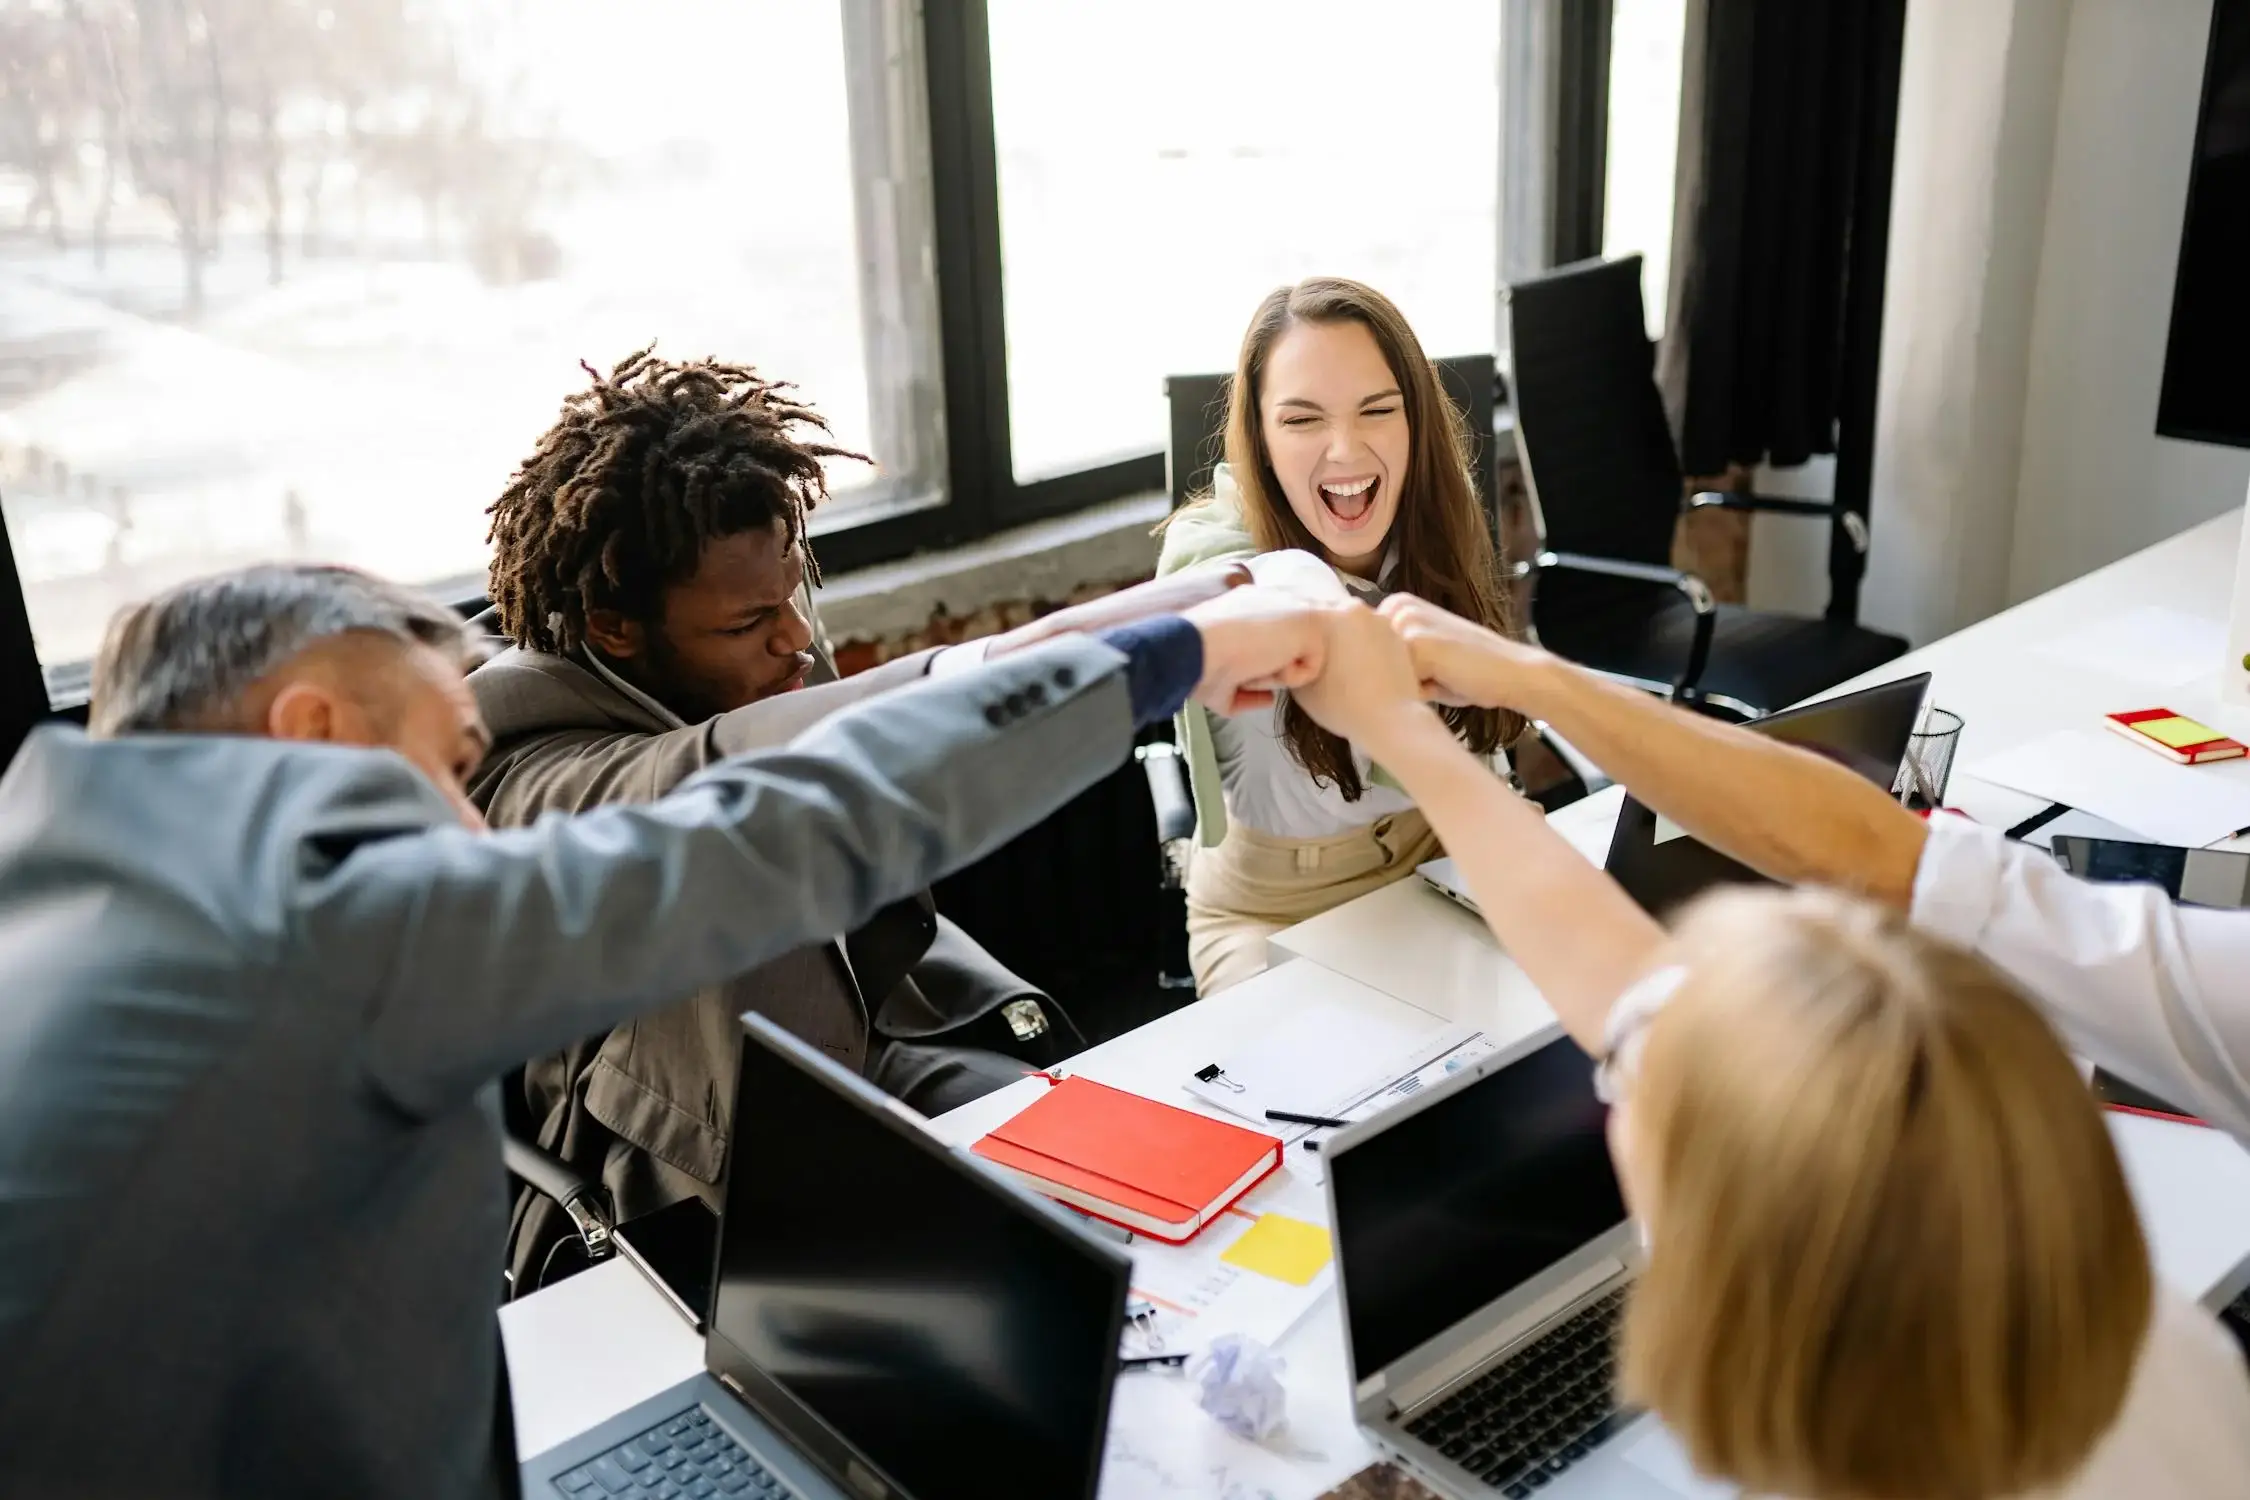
551, 1406, 799, 1499
1402, 1287, 1630, 1496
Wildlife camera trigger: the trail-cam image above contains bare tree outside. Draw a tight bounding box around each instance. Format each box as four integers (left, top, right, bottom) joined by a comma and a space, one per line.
0, 0, 877, 665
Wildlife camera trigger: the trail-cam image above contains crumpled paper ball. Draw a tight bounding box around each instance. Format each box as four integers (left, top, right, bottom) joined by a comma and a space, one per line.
1189, 1332, 1288, 1440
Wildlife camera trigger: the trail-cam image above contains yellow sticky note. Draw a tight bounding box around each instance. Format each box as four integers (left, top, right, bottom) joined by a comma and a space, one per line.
1221, 1213, 1333, 1287
2137, 715, 2221, 750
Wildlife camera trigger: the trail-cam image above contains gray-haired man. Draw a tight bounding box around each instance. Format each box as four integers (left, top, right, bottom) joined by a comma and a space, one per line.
0, 561, 1334, 1500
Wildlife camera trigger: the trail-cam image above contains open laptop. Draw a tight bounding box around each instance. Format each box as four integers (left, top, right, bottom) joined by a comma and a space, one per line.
520, 1016, 1130, 1500
1421, 672, 1932, 918
1325, 1025, 1702, 1499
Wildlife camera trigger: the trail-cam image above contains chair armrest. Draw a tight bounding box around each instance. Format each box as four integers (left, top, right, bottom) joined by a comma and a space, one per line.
1523, 551, 1718, 702
1528, 550, 1717, 607
1688, 491, 1870, 555
503, 1129, 616, 1265
1137, 740, 1195, 847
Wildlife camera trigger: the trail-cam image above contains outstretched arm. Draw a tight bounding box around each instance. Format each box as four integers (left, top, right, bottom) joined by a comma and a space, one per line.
1293, 606, 1667, 1055
1382, 596, 1927, 907
316, 590, 1335, 1114
1379, 595, 2250, 1148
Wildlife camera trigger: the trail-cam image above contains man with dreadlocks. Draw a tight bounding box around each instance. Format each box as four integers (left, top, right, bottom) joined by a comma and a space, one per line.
470, 348, 1234, 1292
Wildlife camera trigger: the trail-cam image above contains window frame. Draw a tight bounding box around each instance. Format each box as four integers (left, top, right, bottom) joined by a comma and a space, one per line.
0, 0, 1619, 752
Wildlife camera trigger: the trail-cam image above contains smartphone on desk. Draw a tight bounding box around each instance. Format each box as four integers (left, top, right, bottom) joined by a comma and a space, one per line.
2049, 835, 2250, 909
2091, 1067, 2207, 1129
612, 1197, 719, 1332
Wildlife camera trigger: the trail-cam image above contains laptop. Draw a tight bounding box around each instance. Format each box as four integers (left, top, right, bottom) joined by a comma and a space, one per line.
1324, 1026, 1703, 1499
1421, 672, 1932, 918
520, 1016, 1131, 1500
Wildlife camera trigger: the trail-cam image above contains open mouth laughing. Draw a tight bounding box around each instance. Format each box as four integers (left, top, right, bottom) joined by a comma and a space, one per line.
1317, 473, 1381, 530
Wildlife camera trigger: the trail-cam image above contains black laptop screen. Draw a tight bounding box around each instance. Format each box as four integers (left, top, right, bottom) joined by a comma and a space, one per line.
1330, 1035, 1627, 1382
713, 1024, 1125, 1500
1604, 673, 1930, 916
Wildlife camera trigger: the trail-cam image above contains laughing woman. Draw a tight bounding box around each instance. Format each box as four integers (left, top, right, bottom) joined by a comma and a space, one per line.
1155, 277, 1525, 994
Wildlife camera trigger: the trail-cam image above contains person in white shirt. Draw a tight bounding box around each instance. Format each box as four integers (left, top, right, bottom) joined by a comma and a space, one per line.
1291, 603, 2250, 1500
1376, 592, 2250, 1152
1151, 277, 1526, 993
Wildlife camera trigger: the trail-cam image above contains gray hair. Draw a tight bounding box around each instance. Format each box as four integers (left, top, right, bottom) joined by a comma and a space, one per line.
90, 563, 478, 736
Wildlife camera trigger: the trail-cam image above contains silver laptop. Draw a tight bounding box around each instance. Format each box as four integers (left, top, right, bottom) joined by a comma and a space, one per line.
1421, 671, 1933, 919
519, 1016, 1129, 1500
1324, 1025, 1716, 1499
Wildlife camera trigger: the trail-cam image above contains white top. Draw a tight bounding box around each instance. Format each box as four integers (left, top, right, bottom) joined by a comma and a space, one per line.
1911, 813, 2250, 1149
1208, 698, 1419, 839
2031, 1284, 2250, 1499
1208, 548, 1418, 839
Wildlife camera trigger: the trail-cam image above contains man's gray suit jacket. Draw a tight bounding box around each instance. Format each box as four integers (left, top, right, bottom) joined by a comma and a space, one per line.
0, 635, 1134, 1500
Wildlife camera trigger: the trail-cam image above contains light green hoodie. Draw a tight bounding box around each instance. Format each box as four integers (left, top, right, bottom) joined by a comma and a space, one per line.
1154, 465, 1410, 848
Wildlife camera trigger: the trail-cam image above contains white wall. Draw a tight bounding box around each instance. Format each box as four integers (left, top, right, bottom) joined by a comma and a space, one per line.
1859, 0, 2073, 646
1754, 0, 2250, 644
2009, 0, 2250, 602
1744, 456, 1836, 616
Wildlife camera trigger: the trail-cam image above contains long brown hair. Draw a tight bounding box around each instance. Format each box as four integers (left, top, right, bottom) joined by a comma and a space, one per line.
1192, 278, 1525, 796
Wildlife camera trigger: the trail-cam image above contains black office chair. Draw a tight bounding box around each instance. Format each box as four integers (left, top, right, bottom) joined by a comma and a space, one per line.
1506, 255, 1907, 719
499, 1078, 616, 1300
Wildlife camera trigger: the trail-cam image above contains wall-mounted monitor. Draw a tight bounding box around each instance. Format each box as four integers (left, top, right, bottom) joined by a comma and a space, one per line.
2159, 0, 2250, 448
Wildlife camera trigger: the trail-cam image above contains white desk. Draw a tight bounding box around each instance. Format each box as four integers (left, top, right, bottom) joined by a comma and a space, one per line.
502, 949, 2250, 1490
1809, 507, 2250, 838
505, 960, 1413, 1494
504, 510, 2250, 1491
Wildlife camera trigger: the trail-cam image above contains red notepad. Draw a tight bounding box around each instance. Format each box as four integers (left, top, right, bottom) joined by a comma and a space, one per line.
2103, 708, 2249, 764
971, 1078, 1283, 1244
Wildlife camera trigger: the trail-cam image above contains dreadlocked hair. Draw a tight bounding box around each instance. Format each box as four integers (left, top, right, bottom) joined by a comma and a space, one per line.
486, 345, 869, 654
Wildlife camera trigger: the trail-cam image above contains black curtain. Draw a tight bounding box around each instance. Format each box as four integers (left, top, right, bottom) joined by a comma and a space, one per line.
1660, 0, 1901, 476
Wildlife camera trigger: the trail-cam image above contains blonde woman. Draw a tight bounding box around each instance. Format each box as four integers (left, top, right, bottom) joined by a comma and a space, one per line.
1155, 278, 1524, 994
1292, 602, 2250, 1500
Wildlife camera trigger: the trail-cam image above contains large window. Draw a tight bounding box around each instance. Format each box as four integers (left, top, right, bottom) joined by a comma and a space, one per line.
0, 0, 1635, 742
986, 0, 1502, 484
0, 0, 938, 668
1602, 0, 1688, 335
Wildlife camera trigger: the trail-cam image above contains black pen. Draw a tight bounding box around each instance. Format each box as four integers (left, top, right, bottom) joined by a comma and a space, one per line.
1266, 1108, 1353, 1129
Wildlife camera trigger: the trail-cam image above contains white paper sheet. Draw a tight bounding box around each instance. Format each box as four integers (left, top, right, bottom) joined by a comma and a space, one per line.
2030, 605, 2228, 688
1124, 1171, 1336, 1355
2015, 806, 2150, 851
1294, 1032, 1512, 1187
1182, 991, 1461, 1135
1100, 1366, 1361, 1500
1962, 729, 2250, 847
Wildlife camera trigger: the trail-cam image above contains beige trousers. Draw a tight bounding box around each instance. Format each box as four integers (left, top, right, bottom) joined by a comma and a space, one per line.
1184, 808, 1441, 995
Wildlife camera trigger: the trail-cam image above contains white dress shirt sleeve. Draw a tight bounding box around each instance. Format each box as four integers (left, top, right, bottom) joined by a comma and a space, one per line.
1910, 812, 2250, 1146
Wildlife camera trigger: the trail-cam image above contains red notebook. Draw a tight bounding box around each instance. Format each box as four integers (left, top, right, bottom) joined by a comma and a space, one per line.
971, 1078, 1283, 1244
2103, 708, 2249, 765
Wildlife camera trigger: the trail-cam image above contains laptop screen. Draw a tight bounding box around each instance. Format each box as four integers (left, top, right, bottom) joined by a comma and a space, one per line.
1603, 672, 1931, 915
711, 1020, 1127, 1500
1329, 1034, 1627, 1382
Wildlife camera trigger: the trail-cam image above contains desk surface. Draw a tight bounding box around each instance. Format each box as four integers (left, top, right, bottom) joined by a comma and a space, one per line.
503, 509, 2250, 1495
502, 952, 2250, 1489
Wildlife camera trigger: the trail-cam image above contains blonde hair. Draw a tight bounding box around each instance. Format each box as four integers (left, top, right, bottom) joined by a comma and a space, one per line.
1620, 888, 2151, 1500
